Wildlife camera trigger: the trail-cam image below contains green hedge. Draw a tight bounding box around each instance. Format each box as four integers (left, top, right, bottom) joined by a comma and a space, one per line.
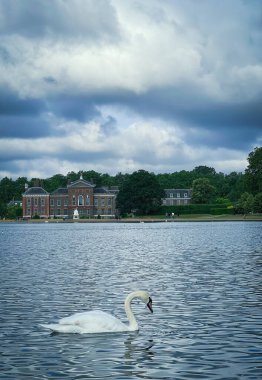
159, 204, 235, 215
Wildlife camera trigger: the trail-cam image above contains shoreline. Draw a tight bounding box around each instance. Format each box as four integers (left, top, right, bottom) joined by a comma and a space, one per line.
1, 215, 262, 223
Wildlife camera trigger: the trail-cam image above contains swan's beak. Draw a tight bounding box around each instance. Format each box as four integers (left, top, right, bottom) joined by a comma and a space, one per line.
147, 297, 153, 313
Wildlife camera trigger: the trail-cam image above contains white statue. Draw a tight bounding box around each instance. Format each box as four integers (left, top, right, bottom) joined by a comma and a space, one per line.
73, 208, 79, 219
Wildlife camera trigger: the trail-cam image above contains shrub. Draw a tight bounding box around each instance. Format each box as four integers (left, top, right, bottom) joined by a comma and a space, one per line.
160, 204, 235, 215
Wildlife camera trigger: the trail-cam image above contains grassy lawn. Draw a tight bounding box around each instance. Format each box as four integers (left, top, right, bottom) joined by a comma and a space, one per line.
136, 214, 262, 221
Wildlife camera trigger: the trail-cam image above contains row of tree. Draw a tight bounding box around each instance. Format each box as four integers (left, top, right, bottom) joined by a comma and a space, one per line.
0, 147, 261, 217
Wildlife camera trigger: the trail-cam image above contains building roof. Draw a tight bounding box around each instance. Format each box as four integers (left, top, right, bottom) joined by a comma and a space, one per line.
94, 187, 111, 194
164, 189, 192, 197
7, 200, 22, 207
67, 178, 95, 189
51, 187, 68, 195
23, 187, 49, 196
108, 186, 119, 195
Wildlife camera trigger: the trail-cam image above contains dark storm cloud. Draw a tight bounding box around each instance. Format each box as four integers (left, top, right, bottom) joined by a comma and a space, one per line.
47, 95, 101, 123
0, 89, 51, 138
0, 0, 120, 42
0, 115, 52, 139
97, 85, 262, 150
0, 88, 44, 116
56, 149, 117, 164
182, 100, 262, 148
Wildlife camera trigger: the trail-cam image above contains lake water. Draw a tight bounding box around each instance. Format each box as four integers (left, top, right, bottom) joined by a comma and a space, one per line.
0, 221, 261, 379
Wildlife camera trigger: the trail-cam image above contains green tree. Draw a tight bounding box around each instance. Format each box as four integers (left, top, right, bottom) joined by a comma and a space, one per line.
253, 193, 262, 213
0, 177, 15, 203
156, 170, 194, 189
82, 170, 102, 186
43, 174, 67, 192
192, 178, 216, 204
117, 170, 164, 215
192, 165, 216, 177
0, 201, 7, 219
225, 172, 245, 201
14, 177, 28, 199
238, 192, 254, 214
6, 205, 23, 219
214, 197, 232, 206
245, 147, 262, 194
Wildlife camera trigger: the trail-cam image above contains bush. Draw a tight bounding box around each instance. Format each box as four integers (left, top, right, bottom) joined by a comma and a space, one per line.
160, 204, 235, 215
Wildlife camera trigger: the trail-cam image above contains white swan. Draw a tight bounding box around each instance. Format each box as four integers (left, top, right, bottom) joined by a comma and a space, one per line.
40, 290, 153, 334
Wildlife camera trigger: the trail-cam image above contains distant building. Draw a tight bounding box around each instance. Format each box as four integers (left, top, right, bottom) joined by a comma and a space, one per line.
7, 200, 23, 207
22, 187, 50, 218
162, 189, 192, 206
22, 178, 193, 218
22, 177, 118, 219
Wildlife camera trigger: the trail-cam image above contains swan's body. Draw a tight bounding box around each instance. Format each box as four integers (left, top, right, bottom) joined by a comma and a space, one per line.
40, 290, 153, 334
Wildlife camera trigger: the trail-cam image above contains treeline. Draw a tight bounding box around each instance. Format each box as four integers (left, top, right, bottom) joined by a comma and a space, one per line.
0, 167, 245, 203
0, 147, 261, 217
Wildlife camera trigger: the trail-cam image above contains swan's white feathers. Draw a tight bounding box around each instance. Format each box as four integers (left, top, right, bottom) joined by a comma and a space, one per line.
60, 310, 127, 332
40, 290, 152, 334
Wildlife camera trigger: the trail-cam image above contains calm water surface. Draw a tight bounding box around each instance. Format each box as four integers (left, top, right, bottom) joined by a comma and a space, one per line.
0, 221, 261, 379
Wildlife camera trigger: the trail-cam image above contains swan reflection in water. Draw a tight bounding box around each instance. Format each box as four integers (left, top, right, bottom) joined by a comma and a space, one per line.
40, 291, 153, 334
124, 333, 155, 361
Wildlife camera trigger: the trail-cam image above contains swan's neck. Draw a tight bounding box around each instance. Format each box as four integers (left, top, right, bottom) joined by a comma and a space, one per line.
124, 291, 143, 331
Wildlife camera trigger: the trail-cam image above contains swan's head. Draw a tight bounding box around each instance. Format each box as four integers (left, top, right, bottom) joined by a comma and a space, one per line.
139, 291, 153, 313
127, 290, 153, 314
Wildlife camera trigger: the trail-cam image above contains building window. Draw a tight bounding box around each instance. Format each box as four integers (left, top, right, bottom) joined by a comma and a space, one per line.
170, 193, 173, 198
94, 198, 98, 206
177, 193, 180, 198
50, 199, 54, 206
27, 208, 31, 215
41, 198, 45, 206
57, 199, 61, 206
72, 195, 76, 206
86, 195, 90, 205
108, 198, 112, 206
27, 198, 31, 206
78, 195, 83, 206
64, 199, 68, 206
101, 198, 105, 206
184, 193, 188, 198
34, 198, 38, 206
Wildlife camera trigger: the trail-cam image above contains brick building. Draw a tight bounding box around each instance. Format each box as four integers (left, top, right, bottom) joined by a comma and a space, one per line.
22, 177, 118, 219
23, 186, 50, 218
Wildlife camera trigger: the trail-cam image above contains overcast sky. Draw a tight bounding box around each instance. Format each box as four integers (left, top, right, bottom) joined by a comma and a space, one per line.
0, 0, 261, 180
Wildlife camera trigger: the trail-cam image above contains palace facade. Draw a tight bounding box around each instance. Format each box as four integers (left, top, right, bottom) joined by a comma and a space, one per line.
22, 177, 118, 219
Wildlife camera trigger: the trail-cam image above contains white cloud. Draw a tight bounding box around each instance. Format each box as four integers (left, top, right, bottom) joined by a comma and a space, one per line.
0, 113, 248, 179
0, 0, 261, 179
0, 0, 238, 98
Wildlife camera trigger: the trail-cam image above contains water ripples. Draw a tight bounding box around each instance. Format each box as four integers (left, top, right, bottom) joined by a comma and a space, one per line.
0, 222, 261, 379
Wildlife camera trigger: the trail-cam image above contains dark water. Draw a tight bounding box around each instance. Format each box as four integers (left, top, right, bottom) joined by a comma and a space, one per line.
0, 221, 261, 379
